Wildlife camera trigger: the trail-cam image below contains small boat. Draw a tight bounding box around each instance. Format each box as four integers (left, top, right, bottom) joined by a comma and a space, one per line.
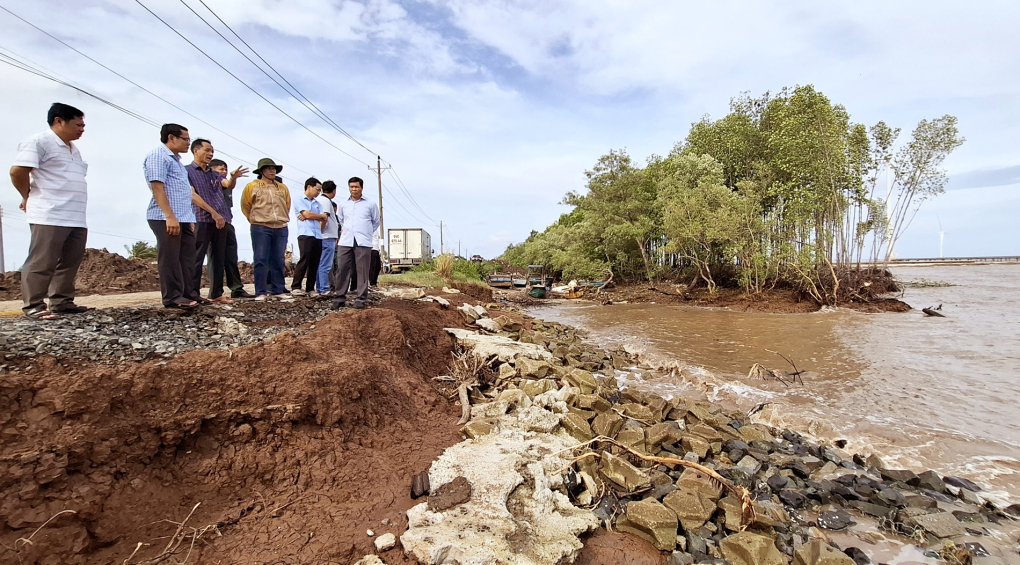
512, 278, 527, 287
487, 274, 513, 289
528, 287, 547, 299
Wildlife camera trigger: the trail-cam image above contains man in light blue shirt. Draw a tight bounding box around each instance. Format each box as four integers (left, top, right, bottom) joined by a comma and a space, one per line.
290, 177, 327, 296
332, 176, 380, 309
144, 123, 203, 309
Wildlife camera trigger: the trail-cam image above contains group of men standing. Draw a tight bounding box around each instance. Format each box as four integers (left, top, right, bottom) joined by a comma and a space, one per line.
11, 102, 383, 318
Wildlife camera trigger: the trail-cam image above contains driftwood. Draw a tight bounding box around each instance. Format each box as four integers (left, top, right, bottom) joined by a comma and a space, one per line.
560, 437, 756, 530
922, 307, 946, 318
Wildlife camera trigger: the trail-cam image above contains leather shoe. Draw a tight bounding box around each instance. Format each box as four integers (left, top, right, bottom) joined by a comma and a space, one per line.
231, 290, 255, 299
331, 300, 346, 310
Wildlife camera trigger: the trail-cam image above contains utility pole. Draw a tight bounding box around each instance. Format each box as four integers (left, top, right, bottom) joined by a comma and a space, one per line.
458, 240, 461, 258
369, 156, 391, 255
0, 205, 5, 273
439, 221, 444, 255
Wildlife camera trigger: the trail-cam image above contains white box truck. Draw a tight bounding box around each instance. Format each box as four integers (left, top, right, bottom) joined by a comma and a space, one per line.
388, 228, 433, 272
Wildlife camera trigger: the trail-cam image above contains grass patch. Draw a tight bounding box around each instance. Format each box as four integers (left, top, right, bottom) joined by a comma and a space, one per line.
899, 278, 956, 288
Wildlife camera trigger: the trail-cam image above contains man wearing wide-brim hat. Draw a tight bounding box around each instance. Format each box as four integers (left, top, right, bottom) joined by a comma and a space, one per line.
240, 158, 291, 300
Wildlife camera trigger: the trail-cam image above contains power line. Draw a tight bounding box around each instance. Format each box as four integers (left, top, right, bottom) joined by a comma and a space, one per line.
0, 3, 311, 178
186, 0, 377, 156
133, 0, 371, 167
386, 167, 436, 223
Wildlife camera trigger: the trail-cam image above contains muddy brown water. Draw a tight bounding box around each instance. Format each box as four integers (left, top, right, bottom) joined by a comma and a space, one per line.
530, 264, 1020, 505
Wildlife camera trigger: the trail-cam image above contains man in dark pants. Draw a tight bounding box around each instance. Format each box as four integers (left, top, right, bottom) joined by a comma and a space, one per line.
144, 123, 214, 309
10, 103, 92, 319
332, 176, 379, 309
369, 227, 382, 287
290, 178, 327, 296
186, 139, 230, 302
210, 158, 251, 298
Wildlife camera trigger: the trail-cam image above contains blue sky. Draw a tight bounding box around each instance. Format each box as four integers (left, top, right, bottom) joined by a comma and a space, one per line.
1, 0, 1018, 270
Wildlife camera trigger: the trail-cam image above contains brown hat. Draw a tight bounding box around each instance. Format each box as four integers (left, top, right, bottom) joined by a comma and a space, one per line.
255, 157, 283, 176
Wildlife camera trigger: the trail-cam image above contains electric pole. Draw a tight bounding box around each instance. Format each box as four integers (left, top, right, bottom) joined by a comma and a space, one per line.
369, 156, 391, 255
458, 240, 461, 258
439, 221, 443, 254
0, 205, 5, 273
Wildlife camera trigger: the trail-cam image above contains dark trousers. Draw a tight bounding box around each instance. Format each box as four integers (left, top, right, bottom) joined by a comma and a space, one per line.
370, 249, 382, 286
333, 245, 372, 306
193, 222, 228, 299
21, 224, 88, 313
222, 222, 244, 295
291, 235, 322, 292
148, 220, 198, 307
250, 225, 287, 296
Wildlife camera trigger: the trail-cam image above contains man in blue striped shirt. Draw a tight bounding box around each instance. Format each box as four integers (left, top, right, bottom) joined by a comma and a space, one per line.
144, 123, 204, 309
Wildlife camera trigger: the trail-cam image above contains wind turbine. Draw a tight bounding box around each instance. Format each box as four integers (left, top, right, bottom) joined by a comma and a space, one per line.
937, 215, 946, 258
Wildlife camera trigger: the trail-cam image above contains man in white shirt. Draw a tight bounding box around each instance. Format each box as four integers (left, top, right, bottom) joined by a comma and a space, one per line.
9, 103, 91, 319
315, 180, 340, 295
332, 177, 380, 309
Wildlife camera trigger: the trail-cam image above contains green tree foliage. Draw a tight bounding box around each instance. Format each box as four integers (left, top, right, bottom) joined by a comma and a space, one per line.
124, 241, 157, 260
500, 85, 963, 304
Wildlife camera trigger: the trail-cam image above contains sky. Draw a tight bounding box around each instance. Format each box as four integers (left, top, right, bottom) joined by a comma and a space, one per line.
1, 0, 1018, 271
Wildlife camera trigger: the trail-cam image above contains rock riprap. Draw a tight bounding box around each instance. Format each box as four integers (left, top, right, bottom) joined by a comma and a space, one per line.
407, 306, 1020, 565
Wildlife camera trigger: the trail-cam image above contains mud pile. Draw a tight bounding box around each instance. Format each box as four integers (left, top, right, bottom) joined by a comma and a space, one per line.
0, 299, 466, 564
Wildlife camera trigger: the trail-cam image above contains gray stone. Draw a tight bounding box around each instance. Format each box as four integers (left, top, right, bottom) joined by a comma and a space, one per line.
911, 511, 966, 538
848, 500, 895, 519
913, 470, 946, 493
667, 551, 694, 565
817, 509, 854, 530
767, 474, 788, 491
779, 490, 807, 508
943, 475, 981, 491
879, 469, 916, 484
736, 455, 761, 476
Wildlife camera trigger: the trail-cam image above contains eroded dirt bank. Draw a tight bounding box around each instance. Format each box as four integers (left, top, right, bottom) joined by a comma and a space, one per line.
0, 299, 466, 564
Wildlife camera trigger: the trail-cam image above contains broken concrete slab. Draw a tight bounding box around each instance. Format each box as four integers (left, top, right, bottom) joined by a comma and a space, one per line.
720, 531, 786, 565
564, 369, 599, 394
516, 357, 552, 378
663, 488, 717, 532
793, 539, 856, 565
591, 411, 625, 438
615, 499, 678, 551
475, 318, 502, 332
402, 426, 599, 565
599, 451, 651, 492
561, 412, 594, 441
447, 328, 553, 362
